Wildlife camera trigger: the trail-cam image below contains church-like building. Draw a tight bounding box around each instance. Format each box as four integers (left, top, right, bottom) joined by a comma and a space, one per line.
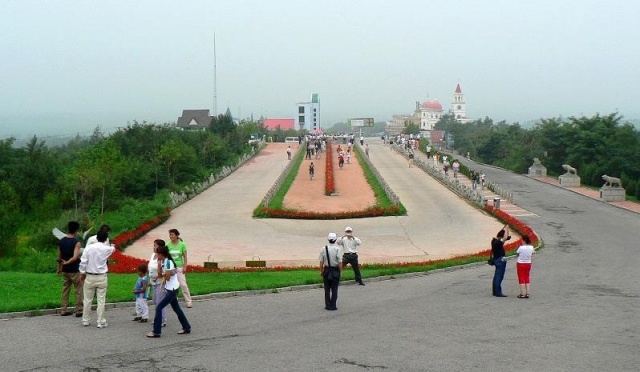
386, 84, 471, 135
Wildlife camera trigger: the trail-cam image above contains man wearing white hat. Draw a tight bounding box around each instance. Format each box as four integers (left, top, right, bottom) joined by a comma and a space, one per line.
337, 226, 364, 285
319, 232, 342, 310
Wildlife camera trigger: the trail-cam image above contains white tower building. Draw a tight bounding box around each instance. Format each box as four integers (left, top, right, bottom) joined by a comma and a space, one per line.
451, 84, 471, 123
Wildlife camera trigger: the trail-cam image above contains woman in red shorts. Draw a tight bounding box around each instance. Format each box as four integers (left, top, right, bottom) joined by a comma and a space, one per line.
516, 235, 535, 298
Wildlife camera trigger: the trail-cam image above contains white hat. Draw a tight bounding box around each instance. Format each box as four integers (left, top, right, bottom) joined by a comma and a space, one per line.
327, 232, 337, 241
344, 226, 353, 232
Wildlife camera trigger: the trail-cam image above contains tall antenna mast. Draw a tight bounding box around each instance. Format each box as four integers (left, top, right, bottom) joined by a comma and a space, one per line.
213, 33, 218, 116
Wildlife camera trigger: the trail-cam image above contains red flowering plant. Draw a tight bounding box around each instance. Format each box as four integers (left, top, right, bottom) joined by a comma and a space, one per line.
325, 142, 335, 195
258, 205, 400, 220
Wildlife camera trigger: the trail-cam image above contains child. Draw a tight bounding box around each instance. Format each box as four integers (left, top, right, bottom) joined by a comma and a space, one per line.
133, 263, 149, 322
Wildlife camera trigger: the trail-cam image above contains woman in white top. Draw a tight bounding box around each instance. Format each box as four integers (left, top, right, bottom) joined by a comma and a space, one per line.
516, 235, 535, 299
148, 239, 167, 327
146, 245, 191, 338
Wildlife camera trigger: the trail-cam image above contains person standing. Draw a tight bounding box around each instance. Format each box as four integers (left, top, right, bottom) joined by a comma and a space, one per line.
320, 232, 342, 310
365, 144, 369, 158
408, 149, 415, 167
337, 226, 365, 285
453, 160, 460, 178
516, 235, 535, 299
58, 221, 83, 317
309, 162, 315, 180
79, 230, 115, 327
132, 264, 149, 322
85, 224, 111, 247
167, 229, 193, 308
148, 239, 168, 327
490, 226, 511, 297
147, 245, 192, 338
286, 146, 292, 160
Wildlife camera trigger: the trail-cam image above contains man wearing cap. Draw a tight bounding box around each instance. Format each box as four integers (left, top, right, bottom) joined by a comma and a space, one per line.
337, 226, 365, 285
319, 233, 342, 310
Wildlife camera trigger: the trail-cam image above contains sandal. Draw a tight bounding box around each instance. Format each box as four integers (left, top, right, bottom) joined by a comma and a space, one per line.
177, 329, 191, 335
517, 294, 526, 299
146, 332, 161, 338
524, 294, 530, 299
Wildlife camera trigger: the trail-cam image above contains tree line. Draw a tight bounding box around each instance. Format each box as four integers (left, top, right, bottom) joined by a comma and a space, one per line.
0, 113, 267, 259
434, 112, 640, 197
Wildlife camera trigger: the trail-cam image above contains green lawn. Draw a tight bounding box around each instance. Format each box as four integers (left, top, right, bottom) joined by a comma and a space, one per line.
0, 255, 490, 314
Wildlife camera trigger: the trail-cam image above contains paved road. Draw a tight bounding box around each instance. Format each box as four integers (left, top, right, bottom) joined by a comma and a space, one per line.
3, 142, 639, 371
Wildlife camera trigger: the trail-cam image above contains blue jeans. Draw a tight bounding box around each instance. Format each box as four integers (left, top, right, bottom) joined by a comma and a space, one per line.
492, 258, 506, 295
153, 289, 191, 335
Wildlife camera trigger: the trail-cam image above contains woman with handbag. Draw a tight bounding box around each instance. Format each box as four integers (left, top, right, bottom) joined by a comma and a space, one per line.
319, 233, 342, 311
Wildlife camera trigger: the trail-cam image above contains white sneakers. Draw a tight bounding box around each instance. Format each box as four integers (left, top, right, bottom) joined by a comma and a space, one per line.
96, 322, 108, 329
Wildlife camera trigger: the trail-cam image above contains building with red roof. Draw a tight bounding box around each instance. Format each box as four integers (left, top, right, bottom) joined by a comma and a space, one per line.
262, 118, 295, 130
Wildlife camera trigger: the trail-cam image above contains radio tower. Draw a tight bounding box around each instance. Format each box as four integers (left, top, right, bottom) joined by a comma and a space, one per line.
213, 33, 218, 116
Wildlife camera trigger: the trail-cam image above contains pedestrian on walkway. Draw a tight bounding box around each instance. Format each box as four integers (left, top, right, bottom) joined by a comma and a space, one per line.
148, 239, 167, 327
338, 226, 365, 285
167, 229, 193, 308
146, 245, 191, 338
286, 146, 292, 160
365, 144, 369, 158
57, 221, 83, 317
79, 230, 115, 328
516, 235, 535, 299
320, 232, 342, 310
408, 149, 415, 167
132, 264, 149, 322
471, 170, 479, 190
453, 160, 460, 178
490, 225, 511, 297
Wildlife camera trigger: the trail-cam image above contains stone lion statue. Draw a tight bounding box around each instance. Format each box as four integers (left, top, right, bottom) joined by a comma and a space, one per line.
562, 164, 577, 175
602, 175, 622, 188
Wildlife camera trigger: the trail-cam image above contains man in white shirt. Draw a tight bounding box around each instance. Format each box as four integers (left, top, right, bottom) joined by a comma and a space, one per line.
319, 233, 342, 310
84, 224, 111, 247
79, 230, 115, 328
337, 226, 365, 286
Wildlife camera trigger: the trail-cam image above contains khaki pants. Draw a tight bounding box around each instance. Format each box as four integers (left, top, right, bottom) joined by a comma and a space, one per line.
176, 267, 192, 305
61, 272, 83, 314
82, 274, 108, 325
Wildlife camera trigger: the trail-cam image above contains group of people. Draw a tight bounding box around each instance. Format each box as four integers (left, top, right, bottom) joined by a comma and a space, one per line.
57, 223, 193, 338
490, 226, 536, 298
319, 226, 365, 311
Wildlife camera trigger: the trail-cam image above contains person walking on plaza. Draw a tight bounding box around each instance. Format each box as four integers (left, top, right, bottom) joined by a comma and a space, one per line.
167, 229, 193, 308
286, 146, 292, 160
453, 160, 460, 178
516, 235, 535, 299
309, 162, 315, 180
57, 221, 83, 317
338, 226, 365, 285
132, 263, 149, 322
320, 232, 342, 310
365, 143, 369, 158
490, 225, 510, 297
79, 230, 115, 327
148, 239, 167, 327
147, 245, 191, 338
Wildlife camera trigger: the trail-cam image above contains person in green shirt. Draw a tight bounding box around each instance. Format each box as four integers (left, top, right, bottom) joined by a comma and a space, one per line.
167, 228, 193, 308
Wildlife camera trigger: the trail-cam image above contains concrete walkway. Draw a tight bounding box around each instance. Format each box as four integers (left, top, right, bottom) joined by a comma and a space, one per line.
125, 141, 505, 268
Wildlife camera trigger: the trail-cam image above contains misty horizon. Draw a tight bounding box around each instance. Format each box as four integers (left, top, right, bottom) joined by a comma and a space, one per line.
2, 1, 639, 139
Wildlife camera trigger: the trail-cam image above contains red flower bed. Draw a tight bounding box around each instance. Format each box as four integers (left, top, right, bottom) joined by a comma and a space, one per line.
325, 142, 335, 195
258, 205, 400, 220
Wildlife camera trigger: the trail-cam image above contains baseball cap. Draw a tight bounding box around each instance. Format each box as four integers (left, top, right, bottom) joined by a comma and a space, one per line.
344, 226, 353, 232
327, 232, 337, 241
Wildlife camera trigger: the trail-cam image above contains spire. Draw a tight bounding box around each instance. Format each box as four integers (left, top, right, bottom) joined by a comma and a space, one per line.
455, 84, 462, 94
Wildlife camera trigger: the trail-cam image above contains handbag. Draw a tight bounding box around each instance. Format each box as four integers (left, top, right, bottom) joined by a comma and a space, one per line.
324, 246, 341, 281
487, 251, 494, 266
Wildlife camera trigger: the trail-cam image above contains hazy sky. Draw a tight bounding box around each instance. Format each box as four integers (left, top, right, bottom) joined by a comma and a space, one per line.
1, 0, 639, 138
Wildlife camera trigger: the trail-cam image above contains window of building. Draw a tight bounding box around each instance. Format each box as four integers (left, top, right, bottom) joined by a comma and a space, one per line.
298, 106, 305, 114
299, 116, 305, 123
457, 105, 462, 110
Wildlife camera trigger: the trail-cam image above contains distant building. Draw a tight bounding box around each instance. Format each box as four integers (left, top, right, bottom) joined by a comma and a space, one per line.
295, 94, 320, 132
451, 84, 471, 123
415, 100, 444, 131
262, 118, 295, 130
176, 109, 213, 131
386, 84, 472, 137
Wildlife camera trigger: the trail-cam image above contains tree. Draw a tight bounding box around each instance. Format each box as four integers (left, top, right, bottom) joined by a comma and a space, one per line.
210, 113, 236, 137
403, 120, 420, 135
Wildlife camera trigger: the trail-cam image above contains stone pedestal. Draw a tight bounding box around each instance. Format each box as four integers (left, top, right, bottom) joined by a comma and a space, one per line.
559, 174, 581, 187
528, 162, 547, 177
600, 186, 626, 202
